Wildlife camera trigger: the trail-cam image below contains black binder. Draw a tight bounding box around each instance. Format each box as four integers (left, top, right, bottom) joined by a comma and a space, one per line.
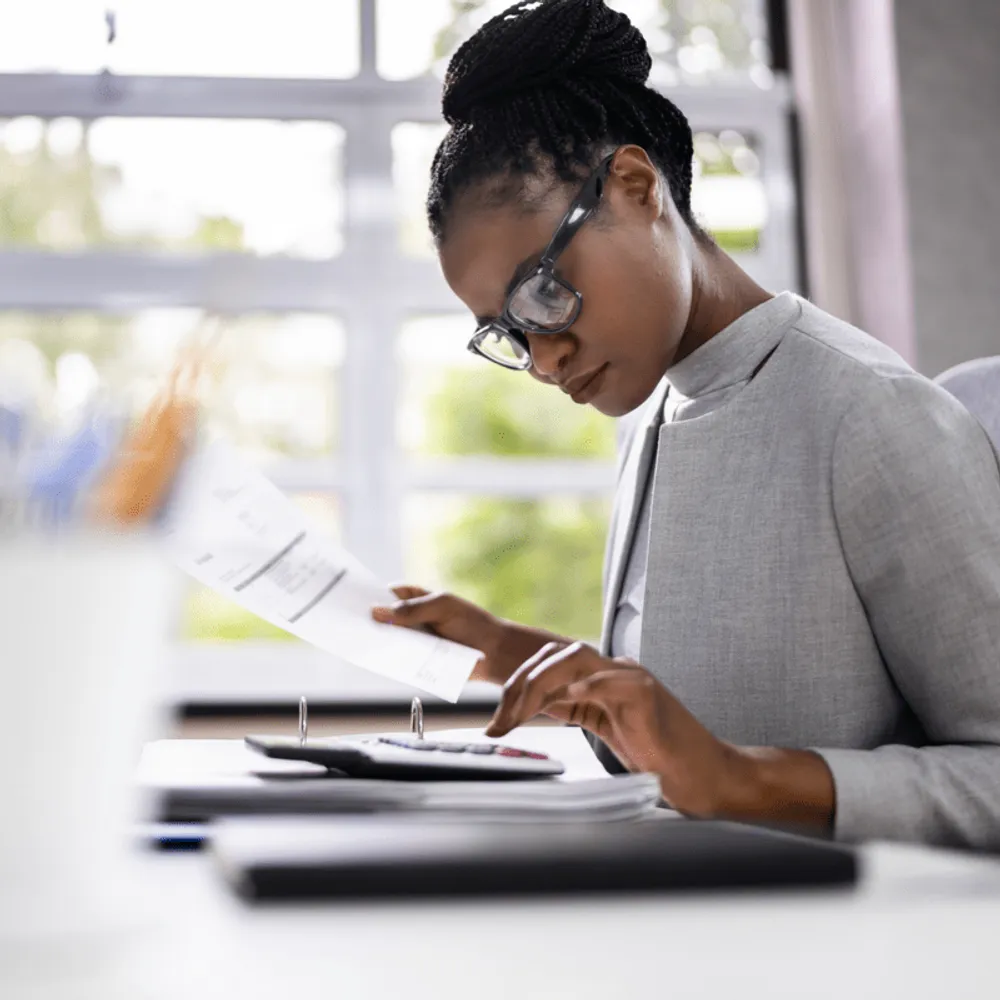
213, 814, 857, 901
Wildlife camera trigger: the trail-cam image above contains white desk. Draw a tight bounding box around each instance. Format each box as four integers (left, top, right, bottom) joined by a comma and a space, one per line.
9, 728, 1000, 998
9, 840, 1000, 1000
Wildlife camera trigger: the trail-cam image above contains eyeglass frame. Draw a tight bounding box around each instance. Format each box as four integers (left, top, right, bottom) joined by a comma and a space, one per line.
466, 151, 618, 370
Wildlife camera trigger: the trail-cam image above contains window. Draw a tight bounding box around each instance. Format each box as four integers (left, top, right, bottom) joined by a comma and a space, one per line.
399, 315, 614, 639
2, 1, 360, 78
0, 117, 345, 257
0, 0, 797, 703
0, 310, 344, 453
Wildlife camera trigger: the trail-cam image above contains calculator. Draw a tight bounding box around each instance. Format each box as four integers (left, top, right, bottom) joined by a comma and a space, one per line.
244, 734, 565, 781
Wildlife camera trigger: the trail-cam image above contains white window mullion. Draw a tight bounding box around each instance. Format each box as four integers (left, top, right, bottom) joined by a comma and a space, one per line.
358, 0, 378, 80
0, 253, 351, 312
755, 110, 800, 294
406, 458, 616, 496
340, 107, 403, 580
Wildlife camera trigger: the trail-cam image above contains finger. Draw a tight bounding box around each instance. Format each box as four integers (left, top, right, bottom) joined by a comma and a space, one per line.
487, 642, 598, 736
541, 690, 621, 757
484, 641, 567, 736
388, 584, 431, 601
563, 670, 664, 772
533, 670, 643, 769
370, 592, 447, 627
502, 642, 600, 733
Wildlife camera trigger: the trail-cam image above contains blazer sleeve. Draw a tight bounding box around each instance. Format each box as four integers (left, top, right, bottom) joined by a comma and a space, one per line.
816, 373, 1000, 848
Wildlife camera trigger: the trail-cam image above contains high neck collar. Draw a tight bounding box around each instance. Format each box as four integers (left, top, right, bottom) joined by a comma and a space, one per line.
665, 292, 801, 399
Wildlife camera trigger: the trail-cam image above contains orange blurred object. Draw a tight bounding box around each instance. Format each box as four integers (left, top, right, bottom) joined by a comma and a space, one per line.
90, 327, 217, 526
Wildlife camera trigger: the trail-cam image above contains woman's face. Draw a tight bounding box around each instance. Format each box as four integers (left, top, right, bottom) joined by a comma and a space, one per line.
438, 147, 696, 417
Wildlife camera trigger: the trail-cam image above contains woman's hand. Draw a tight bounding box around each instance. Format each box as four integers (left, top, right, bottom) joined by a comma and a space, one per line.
371, 586, 567, 686
483, 640, 746, 816
484, 640, 836, 830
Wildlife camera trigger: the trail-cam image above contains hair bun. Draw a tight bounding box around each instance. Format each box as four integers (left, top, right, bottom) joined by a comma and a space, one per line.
442, 0, 652, 126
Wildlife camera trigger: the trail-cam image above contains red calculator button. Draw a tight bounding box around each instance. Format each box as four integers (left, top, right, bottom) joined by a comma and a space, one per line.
496, 747, 527, 758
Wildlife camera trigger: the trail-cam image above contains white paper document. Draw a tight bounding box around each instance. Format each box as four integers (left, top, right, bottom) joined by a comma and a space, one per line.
162, 438, 480, 701
138, 735, 663, 824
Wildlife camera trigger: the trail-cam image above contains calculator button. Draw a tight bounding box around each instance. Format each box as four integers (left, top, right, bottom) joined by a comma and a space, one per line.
378, 737, 439, 751
496, 747, 528, 758
465, 745, 496, 755
435, 743, 467, 753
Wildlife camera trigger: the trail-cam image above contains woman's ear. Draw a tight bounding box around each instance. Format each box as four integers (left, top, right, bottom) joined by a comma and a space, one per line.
609, 145, 664, 219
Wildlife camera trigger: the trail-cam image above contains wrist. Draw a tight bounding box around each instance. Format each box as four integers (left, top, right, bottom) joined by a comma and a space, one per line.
708, 743, 769, 817
481, 617, 521, 685
709, 745, 836, 832
667, 740, 760, 819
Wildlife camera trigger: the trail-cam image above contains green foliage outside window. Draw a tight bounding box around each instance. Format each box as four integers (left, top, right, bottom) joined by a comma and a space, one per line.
419, 365, 614, 641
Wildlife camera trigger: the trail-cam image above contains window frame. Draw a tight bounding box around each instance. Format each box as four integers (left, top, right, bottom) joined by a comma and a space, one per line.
0, 0, 798, 705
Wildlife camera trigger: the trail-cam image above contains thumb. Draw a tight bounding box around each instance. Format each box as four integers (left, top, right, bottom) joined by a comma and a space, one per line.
371, 592, 445, 631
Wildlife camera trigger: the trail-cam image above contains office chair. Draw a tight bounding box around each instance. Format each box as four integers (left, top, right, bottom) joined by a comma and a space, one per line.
935, 357, 1000, 450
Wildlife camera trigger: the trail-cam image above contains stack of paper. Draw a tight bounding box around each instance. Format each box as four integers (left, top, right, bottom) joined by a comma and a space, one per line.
138, 727, 663, 825
415, 775, 661, 823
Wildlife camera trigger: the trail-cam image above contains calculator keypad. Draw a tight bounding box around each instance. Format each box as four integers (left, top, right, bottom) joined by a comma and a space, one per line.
373, 736, 548, 760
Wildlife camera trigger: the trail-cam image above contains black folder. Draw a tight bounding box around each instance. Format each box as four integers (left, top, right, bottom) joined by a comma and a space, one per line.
213, 815, 857, 901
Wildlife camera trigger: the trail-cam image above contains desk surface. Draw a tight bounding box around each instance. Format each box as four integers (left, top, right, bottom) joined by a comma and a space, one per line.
6, 840, 1000, 1000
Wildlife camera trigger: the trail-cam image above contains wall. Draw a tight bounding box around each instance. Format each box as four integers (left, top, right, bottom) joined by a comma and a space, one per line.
895, 0, 1000, 376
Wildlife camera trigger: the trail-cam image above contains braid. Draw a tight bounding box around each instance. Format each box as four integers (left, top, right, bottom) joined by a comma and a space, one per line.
428, 0, 698, 243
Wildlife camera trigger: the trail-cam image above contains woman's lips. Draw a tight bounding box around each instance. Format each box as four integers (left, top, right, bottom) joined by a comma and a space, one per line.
570, 362, 610, 404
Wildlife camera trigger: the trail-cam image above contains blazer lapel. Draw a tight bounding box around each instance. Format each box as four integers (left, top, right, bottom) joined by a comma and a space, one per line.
599, 381, 669, 654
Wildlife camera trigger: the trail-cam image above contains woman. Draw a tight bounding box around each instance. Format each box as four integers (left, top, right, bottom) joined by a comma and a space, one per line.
372, 0, 1000, 848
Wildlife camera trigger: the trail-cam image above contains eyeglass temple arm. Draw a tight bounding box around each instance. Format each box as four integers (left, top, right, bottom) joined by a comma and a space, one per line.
538, 154, 616, 266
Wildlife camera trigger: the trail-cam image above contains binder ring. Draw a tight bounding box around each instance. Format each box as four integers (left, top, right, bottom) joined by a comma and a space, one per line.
410, 697, 424, 739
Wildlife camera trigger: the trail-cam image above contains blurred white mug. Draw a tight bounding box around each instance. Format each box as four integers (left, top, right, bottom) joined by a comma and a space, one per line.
0, 531, 173, 944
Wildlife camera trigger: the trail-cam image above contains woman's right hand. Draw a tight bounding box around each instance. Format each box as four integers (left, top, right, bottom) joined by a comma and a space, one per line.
371, 585, 557, 687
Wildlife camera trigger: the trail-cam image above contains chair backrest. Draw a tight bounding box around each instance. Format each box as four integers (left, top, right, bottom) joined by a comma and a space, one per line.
934, 357, 1000, 450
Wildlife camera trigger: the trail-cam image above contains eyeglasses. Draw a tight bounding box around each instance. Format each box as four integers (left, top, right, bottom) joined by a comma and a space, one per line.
467, 152, 616, 371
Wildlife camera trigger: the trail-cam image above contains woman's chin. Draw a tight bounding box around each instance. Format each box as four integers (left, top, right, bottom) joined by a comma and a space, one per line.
598, 376, 661, 417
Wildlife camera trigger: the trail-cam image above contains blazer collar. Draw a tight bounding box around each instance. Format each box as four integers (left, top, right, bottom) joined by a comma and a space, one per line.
666, 291, 801, 400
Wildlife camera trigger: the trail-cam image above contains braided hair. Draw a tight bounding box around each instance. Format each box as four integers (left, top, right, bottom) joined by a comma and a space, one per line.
427, 0, 699, 244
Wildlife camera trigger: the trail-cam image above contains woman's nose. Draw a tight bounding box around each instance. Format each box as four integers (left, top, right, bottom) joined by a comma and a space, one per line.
524, 331, 574, 381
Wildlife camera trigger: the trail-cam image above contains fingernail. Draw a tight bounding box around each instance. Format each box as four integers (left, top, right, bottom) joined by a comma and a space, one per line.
371, 606, 392, 622
483, 716, 504, 738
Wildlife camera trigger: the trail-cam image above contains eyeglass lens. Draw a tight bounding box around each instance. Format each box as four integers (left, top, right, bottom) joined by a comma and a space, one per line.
507, 272, 578, 331
475, 327, 530, 368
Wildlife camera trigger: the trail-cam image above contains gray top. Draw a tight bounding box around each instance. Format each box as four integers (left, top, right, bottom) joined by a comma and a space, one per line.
607, 393, 664, 662
597, 292, 1000, 849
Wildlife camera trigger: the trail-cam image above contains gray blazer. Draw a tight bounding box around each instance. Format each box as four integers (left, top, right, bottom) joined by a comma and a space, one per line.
597, 294, 1000, 849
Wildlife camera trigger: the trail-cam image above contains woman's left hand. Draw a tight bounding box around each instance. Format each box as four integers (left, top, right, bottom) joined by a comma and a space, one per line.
484, 640, 752, 817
